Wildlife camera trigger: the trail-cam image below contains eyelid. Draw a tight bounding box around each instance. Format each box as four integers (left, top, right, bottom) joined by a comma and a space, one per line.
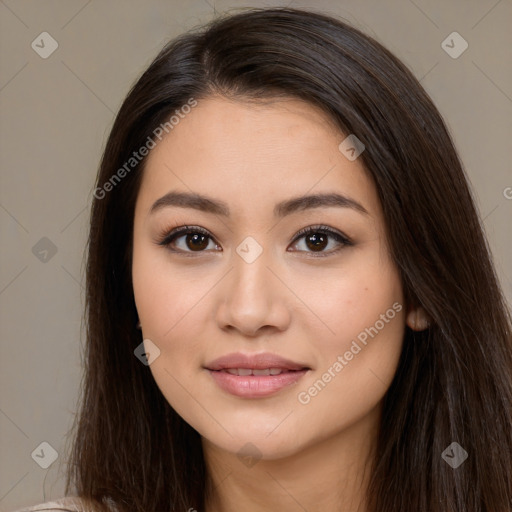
292, 224, 351, 244
288, 224, 352, 258
156, 225, 218, 252
156, 224, 352, 255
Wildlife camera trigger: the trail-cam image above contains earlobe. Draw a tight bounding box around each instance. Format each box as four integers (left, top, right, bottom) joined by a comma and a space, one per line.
406, 306, 431, 331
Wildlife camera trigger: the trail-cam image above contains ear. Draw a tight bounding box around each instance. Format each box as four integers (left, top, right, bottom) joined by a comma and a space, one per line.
406, 305, 430, 331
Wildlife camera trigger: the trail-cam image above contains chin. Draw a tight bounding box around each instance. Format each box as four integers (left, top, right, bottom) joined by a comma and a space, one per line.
198, 414, 317, 462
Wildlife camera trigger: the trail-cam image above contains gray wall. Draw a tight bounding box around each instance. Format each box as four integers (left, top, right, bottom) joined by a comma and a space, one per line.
1, 0, 510, 509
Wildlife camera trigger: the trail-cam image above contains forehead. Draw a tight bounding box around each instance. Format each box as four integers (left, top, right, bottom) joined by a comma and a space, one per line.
137, 96, 379, 221
153, 95, 342, 160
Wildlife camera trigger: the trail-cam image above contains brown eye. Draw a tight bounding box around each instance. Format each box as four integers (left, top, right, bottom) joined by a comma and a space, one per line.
289, 225, 352, 257
184, 232, 210, 251
158, 226, 220, 254
158, 224, 351, 257
304, 232, 329, 252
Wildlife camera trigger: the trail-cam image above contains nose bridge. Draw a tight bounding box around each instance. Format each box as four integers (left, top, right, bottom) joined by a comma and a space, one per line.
230, 236, 274, 304
216, 235, 289, 335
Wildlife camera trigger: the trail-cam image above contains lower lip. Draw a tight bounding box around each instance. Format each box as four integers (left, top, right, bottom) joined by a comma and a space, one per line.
208, 369, 308, 398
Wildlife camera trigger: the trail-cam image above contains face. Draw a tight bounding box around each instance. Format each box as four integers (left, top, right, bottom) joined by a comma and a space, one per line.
132, 96, 406, 460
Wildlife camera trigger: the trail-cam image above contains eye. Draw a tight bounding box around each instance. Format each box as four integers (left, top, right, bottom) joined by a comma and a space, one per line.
156, 224, 352, 257
289, 225, 352, 257
156, 225, 220, 255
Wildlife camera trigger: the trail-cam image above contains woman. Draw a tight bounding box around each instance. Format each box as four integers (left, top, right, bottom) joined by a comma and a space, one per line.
16, 7, 512, 512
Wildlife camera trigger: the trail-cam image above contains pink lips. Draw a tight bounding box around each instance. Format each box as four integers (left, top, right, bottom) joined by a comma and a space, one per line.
205, 352, 310, 398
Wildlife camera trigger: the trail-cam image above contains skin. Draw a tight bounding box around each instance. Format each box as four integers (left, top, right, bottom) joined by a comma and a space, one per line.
132, 96, 428, 511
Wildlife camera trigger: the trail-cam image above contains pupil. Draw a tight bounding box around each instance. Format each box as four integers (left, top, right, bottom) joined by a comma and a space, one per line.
306, 233, 327, 251
187, 233, 208, 251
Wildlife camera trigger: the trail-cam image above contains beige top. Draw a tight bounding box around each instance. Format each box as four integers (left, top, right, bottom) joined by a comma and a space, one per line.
11, 497, 113, 512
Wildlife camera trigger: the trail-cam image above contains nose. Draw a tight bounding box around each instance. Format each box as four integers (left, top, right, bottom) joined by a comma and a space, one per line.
215, 246, 291, 338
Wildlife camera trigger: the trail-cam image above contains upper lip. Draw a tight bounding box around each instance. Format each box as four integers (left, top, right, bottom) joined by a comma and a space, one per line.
205, 352, 310, 371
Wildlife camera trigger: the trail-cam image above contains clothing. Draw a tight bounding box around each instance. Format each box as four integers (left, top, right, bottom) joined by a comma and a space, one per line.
11, 497, 99, 512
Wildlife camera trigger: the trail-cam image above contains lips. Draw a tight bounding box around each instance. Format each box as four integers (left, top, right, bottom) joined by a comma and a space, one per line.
222, 368, 289, 376
205, 352, 310, 398
205, 352, 309, 372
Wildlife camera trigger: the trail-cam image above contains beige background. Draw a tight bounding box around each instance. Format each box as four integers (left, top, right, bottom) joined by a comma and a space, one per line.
0, 0, 510, 509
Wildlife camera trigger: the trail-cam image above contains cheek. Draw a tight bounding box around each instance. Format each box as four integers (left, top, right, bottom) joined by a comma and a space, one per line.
296, 252, 406, 408
132, 242, 210, 341
299, 256, 404, 351
298, 261, 405, 412
132, 246, 213, 426
132, 244, 226, 410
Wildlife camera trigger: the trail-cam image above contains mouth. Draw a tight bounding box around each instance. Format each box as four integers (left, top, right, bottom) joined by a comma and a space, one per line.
215, 368, 301, 376
205, 352, 311, 398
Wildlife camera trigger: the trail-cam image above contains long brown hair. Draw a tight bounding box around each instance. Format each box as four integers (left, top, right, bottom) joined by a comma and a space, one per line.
65, 7, 512, 511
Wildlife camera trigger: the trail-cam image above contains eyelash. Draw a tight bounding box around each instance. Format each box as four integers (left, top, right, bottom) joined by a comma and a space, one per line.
156, 224, 352, 258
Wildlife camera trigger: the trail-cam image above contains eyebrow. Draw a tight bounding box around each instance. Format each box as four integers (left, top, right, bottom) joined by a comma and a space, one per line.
149, 190, 369, 218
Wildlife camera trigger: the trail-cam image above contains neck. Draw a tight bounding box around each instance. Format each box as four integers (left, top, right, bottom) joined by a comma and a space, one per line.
202, 404, 380, 512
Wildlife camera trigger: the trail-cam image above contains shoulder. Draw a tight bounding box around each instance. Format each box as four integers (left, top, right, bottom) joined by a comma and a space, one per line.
11, 497, 97, 512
